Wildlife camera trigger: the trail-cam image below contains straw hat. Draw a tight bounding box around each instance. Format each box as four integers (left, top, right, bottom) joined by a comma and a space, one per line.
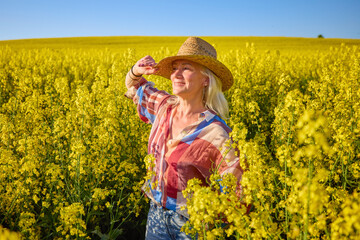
154, 37, 233, 91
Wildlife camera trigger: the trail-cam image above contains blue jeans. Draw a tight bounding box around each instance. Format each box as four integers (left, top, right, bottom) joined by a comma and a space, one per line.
145, 201, 194, 240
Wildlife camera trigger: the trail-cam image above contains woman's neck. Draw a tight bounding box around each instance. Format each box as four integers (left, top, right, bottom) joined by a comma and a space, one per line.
176, 97, 207, 118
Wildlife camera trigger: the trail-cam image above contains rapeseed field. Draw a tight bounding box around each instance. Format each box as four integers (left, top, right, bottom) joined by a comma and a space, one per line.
0, 36, 359, 239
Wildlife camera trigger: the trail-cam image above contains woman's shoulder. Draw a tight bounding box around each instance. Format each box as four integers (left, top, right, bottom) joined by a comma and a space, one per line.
199, 111, 231, 140
152, 95, 177, 118
206, 111, 232, 134
138, 81, 172, 103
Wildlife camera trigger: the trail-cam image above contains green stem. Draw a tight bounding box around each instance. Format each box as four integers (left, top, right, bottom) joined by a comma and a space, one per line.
202, 221, 207, 240
304, 158, 313, 240
284, 110, 295, 233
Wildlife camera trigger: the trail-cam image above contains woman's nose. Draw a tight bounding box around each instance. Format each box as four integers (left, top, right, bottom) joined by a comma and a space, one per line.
172, 69, 183, 78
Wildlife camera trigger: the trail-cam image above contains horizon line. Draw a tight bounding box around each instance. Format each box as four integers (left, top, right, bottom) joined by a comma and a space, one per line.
2, 35, 360, 42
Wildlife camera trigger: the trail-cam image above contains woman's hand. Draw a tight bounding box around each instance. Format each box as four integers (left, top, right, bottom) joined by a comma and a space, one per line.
133, 55, 158, 76
125, 55, 158, 98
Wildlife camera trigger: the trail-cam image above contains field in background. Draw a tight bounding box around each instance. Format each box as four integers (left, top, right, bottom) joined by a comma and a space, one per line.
2, 36, 360, 52
0, 37, 359, 239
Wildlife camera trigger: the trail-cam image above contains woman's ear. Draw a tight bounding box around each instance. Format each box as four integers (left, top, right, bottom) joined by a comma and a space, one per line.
204, 77, 209, 87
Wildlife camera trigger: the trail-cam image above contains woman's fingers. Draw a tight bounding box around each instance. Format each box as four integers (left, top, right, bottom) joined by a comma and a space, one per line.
134, 56, 158, 75
138, 62, 155, 67
138, 60, 156, 67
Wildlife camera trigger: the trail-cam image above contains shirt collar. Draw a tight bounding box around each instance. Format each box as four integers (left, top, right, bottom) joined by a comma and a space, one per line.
200, 110, 215, 122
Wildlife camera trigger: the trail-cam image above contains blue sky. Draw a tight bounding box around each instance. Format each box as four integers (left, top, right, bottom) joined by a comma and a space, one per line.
1, 0, 359, 40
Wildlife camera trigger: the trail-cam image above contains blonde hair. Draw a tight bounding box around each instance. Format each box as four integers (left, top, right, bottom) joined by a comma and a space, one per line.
201, 68, 229, 119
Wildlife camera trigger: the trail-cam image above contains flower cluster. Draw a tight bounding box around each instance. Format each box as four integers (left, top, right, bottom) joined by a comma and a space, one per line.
0, 225, 21, 240
182, 173, 248, 240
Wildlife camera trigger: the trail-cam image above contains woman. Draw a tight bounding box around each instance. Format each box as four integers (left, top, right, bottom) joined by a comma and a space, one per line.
125, 37, 243, 240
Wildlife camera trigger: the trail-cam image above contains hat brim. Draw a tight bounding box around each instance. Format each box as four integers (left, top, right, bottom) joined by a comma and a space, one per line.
154, 55, 233, 91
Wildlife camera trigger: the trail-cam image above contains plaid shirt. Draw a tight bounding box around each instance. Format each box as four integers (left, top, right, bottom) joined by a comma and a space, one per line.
133, 80, 243, 218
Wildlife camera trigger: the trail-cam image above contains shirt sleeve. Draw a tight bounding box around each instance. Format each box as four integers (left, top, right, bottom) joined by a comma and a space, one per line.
132, 80, 171, 124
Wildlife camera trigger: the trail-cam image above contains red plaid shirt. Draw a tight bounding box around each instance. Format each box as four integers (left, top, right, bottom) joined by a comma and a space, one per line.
133, 80, 243, 217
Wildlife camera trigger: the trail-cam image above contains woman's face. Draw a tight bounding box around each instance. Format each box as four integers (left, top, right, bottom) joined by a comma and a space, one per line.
170, 60, 208, 98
